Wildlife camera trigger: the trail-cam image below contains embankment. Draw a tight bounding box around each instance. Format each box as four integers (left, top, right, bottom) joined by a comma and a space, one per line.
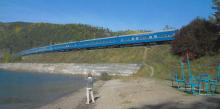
7, 45, 220, 78
0, 63, 141, 76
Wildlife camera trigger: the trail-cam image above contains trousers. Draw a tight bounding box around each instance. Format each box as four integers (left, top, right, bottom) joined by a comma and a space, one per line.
86, 88, 95, 104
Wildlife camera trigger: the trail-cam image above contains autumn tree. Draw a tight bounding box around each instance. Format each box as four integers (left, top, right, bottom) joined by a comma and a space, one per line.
171, 18, 219, 58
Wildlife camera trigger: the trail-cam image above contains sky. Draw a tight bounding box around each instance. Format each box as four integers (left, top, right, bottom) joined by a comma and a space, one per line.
0, 0, 214, 31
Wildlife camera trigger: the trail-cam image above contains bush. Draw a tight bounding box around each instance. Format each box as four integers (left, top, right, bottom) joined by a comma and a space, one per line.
171, 18, 219, 58
99, 72, 112, 81
2, 51, 11, 63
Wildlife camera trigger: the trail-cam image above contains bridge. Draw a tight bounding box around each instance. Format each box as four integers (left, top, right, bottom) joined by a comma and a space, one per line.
17, 30, 177, 56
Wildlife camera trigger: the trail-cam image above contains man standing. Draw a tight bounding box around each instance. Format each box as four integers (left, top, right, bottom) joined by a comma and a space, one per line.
86, 72, 95, 104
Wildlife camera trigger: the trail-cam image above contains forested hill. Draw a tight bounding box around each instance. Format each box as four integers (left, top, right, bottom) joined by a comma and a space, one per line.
0, 22, 113, 53
0, 22, 149, 54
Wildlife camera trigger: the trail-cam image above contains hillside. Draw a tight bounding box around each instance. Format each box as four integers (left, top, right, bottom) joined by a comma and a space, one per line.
0, 22, 149, 54
0, 22, 112, 53
21, 45, 220, 79
0, 21, 219, 79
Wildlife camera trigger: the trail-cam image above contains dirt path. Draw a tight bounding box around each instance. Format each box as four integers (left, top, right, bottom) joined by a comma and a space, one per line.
95, 78, 220, 109
143, 47, 154, 77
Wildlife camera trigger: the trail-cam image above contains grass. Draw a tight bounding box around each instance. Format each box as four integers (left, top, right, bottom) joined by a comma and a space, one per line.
22, 46, 144, 63
21, 45, 220, 79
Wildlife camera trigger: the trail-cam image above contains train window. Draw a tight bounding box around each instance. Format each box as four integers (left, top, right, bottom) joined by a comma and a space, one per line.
141, 37, 144, 40
142, 35, 146, 40
136, 37, 139, 40
154, 35, 157, 38
149, 36, 152, 39
132, 37, 135, 40
128, 37, 131, 41
146, 36, 149, 39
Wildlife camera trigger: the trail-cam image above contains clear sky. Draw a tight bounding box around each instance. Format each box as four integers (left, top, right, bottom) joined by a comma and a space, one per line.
0, 0, 214, 31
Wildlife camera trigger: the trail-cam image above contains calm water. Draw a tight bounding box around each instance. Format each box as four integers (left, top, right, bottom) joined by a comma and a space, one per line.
0, 70, 86, 109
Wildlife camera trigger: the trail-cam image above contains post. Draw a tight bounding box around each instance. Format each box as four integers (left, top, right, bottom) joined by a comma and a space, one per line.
186, 52, 192, 83
180, 59, 185, 80
217, 64, 220, 81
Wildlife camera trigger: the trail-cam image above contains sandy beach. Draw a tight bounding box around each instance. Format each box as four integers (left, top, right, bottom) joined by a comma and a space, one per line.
37, 80, 104, 109
38, 78, 220, 109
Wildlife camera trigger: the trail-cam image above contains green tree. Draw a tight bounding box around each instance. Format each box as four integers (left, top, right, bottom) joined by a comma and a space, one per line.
213, 0, 220, 24
0, 22, 113, 54
213, 0, 220, 52
2, 51, 11, 63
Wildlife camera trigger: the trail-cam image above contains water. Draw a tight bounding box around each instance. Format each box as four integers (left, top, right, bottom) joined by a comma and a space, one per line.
0, 70, 87, 109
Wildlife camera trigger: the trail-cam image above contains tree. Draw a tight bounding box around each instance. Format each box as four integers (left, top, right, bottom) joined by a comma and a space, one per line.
171, 18, 219, 58
0, 22, 112, 54
213, 0, 220, 24
213, 0, 220, 52
2, 51, 11, 63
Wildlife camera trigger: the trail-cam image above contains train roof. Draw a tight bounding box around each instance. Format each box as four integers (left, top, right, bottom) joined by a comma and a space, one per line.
69, 29, 177, 43
20, 29, 177, 51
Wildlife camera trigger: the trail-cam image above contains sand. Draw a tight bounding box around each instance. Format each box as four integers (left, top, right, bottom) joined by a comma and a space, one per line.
37, 81, 104, 109
38, 78, 220, 109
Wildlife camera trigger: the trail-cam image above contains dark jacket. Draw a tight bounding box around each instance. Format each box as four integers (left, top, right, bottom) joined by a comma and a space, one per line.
87, 77, 93, 88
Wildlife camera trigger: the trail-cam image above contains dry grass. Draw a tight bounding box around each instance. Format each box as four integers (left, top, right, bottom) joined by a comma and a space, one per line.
21, 45, 220, 79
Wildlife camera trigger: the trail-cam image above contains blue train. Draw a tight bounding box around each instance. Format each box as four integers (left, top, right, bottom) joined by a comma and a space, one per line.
17, 30, 177, 56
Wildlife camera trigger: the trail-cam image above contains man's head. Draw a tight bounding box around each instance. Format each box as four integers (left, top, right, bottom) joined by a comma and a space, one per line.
88, 72, 92, 77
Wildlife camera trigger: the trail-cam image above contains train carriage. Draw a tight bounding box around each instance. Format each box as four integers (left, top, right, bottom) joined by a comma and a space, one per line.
17, 30, 177, 56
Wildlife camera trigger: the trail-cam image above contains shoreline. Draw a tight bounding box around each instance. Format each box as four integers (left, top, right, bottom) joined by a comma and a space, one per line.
0, 70, 88, 109
37, 80, 105, 109
6, 76, 217, 109
36, 86, 85, 109
37, 78, 220, 109
2, 67, 219, 109
0, 63, 141, 76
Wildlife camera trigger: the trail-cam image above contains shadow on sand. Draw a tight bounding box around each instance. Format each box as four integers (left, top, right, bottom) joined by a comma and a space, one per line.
75, 96, 100, 109
129, 97, 220, 109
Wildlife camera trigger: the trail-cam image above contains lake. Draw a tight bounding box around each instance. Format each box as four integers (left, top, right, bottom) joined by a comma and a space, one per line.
0, 70, 86, 109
